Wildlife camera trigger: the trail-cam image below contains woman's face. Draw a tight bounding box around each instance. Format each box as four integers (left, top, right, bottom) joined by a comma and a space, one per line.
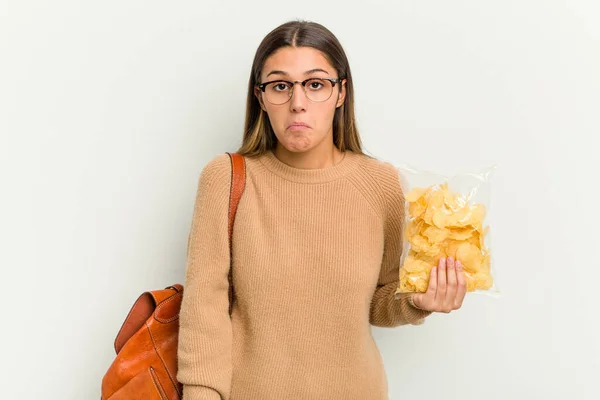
255, 46, 346, 154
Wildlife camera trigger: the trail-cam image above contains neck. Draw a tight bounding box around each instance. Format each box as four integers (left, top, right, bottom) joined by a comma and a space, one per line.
274, 141, 344, 170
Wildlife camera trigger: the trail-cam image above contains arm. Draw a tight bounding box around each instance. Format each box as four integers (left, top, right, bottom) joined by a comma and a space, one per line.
177, 154, 232, 400
369, 165, 433, 327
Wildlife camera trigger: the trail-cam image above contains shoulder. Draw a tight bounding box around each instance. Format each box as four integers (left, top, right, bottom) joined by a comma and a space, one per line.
353, 154, 403, 203
346, 153, 404, 223
196, 153, 232, 194
201, 153, 231, 176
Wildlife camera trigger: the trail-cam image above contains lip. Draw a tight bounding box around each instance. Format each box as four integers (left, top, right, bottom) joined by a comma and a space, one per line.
287, 122, 310, 130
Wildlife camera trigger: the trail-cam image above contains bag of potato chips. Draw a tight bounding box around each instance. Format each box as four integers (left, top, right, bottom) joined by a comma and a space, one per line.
394, 164, 500, 298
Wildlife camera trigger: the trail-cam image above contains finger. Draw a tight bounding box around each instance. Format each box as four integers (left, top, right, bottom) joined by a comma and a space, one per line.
445, 257, 458, 310
414, 266, 436, 311
454, 260, 467, 308
424, 265, 437, 309
436, 257, 447, 303
411, 292, 422, 310
427, 265, 437, 295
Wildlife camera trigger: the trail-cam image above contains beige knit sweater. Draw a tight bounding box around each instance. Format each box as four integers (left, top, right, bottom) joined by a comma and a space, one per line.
176, 149, 433, 400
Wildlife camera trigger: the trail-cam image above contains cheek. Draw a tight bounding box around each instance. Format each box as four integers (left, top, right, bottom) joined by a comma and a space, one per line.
313, 105, 337, 130
263, 108, 284, 127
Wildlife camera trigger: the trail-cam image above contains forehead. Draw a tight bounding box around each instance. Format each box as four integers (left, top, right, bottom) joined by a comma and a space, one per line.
262, 46, 333, 78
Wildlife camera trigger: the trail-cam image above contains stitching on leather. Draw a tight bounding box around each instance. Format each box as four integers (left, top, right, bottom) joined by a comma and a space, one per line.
149, 367, 168, 400
227, 153, 245, 317
154, 293, 181, 323
148, 326, 180, 397
228, 153, 234, 242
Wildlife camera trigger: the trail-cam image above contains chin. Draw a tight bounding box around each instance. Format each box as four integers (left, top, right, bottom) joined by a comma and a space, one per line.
276, 136, 314, 153
282, 141, 314, 153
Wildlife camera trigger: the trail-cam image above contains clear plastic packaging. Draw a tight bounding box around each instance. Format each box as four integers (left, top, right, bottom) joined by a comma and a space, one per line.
394, 164, 500, 298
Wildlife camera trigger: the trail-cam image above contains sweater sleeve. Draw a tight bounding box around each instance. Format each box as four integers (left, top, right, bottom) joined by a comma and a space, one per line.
369, 163, 433, 327
177, 154, 233, 400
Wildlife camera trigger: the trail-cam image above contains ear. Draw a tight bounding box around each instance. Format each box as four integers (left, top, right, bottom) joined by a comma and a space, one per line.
254, 86, 267, 111
335, 79, 347, 108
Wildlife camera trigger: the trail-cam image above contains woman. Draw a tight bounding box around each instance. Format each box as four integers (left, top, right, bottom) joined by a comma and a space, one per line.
177, 20, 466, 400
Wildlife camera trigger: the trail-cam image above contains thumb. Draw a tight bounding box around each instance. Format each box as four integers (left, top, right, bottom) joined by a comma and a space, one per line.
410, 292, 426, 310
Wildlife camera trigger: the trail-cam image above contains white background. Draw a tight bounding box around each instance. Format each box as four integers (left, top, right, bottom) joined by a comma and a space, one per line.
1, 1, 598, 399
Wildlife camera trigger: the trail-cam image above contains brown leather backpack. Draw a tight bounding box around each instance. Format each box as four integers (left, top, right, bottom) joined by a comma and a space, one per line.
101, 153, 246, 399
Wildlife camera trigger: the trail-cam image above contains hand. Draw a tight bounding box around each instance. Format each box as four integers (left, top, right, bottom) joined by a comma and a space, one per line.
411, 257, 466, 313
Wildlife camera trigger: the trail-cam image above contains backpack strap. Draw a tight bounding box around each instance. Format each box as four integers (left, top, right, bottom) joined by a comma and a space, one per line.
226, 152, 246, 315
227, 153, 246, 246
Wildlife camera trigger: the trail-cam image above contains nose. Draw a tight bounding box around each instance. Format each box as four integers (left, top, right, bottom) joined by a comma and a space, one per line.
289, 83, 307, 112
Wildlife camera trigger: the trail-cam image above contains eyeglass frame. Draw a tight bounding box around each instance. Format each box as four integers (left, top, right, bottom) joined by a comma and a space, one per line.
256, 77, 345, 104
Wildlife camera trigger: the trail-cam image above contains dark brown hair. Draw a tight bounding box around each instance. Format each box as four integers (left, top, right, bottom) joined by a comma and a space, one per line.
236, 20, 364, 157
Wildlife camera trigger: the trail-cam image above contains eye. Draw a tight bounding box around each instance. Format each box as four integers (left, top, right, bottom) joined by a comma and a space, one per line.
269, 81, 291, 92
306, 79, 325, 90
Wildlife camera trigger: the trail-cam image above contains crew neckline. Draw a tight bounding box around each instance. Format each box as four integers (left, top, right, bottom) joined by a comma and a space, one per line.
258, 149, 362, 184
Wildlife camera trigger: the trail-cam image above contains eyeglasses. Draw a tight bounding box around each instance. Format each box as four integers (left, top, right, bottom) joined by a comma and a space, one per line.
256, 77, 344, 105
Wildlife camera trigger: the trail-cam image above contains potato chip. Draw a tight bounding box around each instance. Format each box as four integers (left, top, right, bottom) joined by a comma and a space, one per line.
405, 218, 424, 238
444, 206, 470, 227
405, 187, 427, 202
454, 205, 485, 230
455, 242, 481, 272
448, 226, 475, 241
396, 179, 495, 295
432, 209, 453, 229
408, 200, 427, 219
414, 277, 428, 292
475, 273, 493, 290
402, 255, 431, 273
443, 189, 465, 211
464, 271, 478, 292
428, 188, 445, 208
443, 239, 462, 259
422, 225, 449, 243
407, 234, 431, 253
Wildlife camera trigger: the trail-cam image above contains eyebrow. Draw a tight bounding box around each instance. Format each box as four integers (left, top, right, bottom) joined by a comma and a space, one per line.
265, 68, 330, 78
